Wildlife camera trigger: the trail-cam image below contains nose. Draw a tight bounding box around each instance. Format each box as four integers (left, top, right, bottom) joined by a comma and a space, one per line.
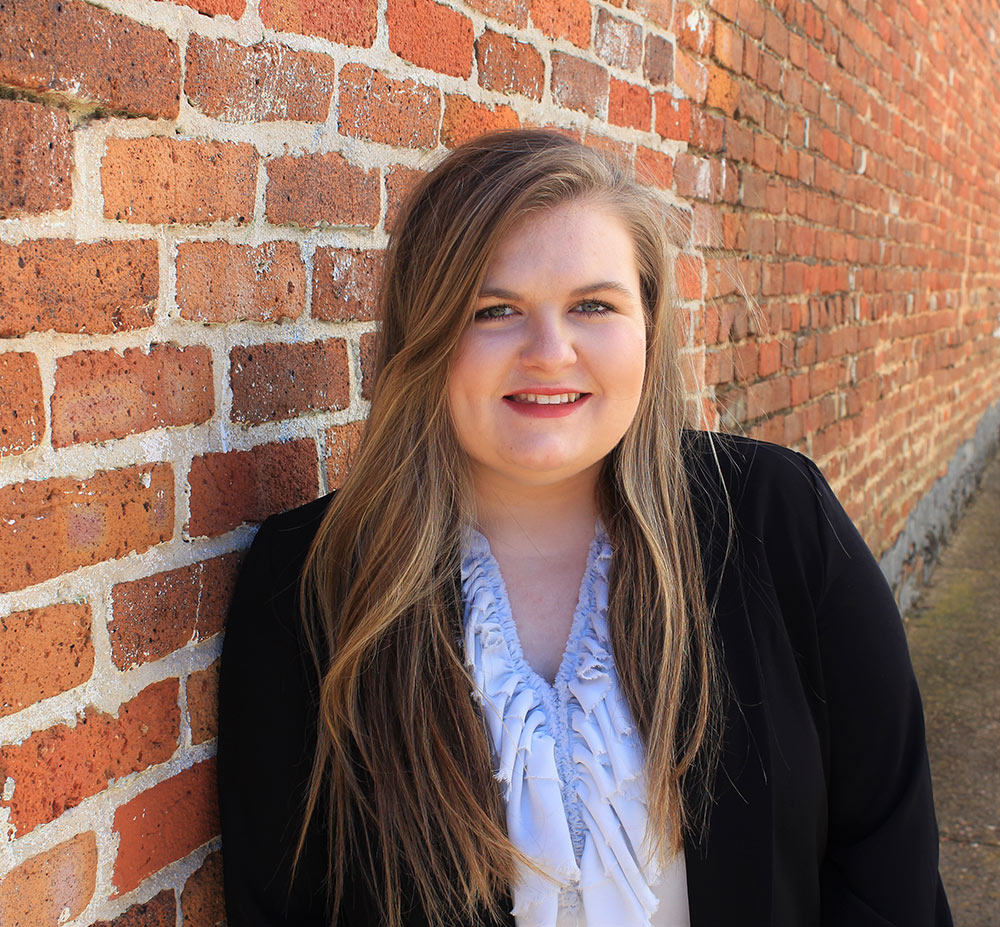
520, 311, 577, 371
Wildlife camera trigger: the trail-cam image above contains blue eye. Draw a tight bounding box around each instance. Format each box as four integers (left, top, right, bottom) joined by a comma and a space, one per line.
576, 299, 613, 315
474, 305, 515, 321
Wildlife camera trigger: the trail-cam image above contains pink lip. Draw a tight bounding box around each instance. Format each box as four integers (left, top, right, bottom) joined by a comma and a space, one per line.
502, 392, 591, 418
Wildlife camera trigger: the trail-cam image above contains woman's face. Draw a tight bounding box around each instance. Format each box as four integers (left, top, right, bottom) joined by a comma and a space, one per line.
447, 199, 647, 499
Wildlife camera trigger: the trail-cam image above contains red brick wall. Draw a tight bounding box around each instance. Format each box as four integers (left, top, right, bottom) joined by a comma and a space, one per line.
1, 0, 998, 921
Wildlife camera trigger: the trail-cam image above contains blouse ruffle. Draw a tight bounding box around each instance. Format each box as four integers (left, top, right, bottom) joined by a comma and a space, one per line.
461, 525, 683, 927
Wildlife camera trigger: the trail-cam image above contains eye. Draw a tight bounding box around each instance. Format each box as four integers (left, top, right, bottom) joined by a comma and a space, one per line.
474, 304, 517, 321
574, 299, 614, 316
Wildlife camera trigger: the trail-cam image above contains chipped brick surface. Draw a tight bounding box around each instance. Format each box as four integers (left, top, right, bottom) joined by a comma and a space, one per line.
551, 52, 609, 117
0, 352, 45, 457
325, 420, 365, 490
0, 99, 72, 218
339, 63, 441, 149
0, 833, 97, 927
476, 30, 544, 101
259, 0, 377, 45
531, 0, 592, 47
387, 0, 475, 77
312, 248, 383, 321
180, 850, 226, 927
265, 151, 379, 228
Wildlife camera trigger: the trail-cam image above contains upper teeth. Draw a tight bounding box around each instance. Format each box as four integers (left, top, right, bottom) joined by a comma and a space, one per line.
510, 393, 582, 404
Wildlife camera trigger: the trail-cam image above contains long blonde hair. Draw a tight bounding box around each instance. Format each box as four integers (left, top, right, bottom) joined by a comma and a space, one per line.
298, 130, 718, 926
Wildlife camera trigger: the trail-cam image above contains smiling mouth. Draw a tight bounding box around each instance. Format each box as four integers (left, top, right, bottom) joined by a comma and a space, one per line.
505, 392, 587, 404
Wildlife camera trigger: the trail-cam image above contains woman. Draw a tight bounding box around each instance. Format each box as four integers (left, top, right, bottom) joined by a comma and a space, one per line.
218, 130, 951, 926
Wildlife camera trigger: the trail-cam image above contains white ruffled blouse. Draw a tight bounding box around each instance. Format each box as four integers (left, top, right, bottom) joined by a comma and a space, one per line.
460, 524, 690, 927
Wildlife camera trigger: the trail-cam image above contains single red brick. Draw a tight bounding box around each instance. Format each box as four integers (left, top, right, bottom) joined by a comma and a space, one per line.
0, 239, 157, 338
110, 554, 240, 670
476, 29, 544, 101
635, 146, 674, 188
707, 64, 740, 115
0, 464, 174, 594
551, 53, 609, 117
674, 253, 703, 299
187, 660, 219, 745
103, 138, 257, 225
260, 0, 376, 44
0, 602, 92, 718
0, 680, 179, 836
0, 833, 96, 926
627, 0, 672, 29
384, 164, 426, 232
692, 202, 723, 247
186, 439, 318, 537
325, 420, 365, 490
180, 850, 225, 927
387, 0, 475, 77
185, 35, 336, 123
93, 888, 176, 927
51, 344, 213, 447
531, 0, 592, 47
339, 63, 440, 149
675, 151, 714, 199
595, 8, 643, 69
762, 10, 789, 57
674, 48, 708, 102
609, 79, 652, 130
230, 340, 350, 424
313, 248, 383, 322
713, 20, 743, 70
736, 0, 765, 38
0, 99, 72, 218
266, 151, 379, 228
113, 758, 220, 896
359, 332, 378, 401
442, 96, 520, 148
674, 1, 714, 54
654, 93, 691, 141
643, 34, 674, 87
0, 352, 44, 457
177, 241, 305, 323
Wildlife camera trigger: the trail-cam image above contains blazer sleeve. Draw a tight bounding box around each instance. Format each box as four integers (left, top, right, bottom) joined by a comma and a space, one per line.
217, 515, 332, 926
799, 456, 952, 925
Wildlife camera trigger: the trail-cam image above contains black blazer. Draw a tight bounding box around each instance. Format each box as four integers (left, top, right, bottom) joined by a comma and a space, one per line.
218, 432, 952, 925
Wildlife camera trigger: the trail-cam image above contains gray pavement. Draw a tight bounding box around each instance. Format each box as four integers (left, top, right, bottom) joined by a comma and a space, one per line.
906, 452, 1000, 925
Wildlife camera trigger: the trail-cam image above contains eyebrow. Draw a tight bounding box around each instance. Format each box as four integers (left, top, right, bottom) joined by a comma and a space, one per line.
478, 281, 639, 301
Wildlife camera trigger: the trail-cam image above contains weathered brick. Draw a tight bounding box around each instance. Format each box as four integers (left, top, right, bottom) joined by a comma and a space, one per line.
636, 146, 674, 188
93, 889, 176, 927
442, 96, 520, 148
713, 20, 743, 70
113, 758, 220, 895
110, 554, 240, 670
675, 48, 708, 102
595, 8, 643, 70
265, 151, 379, 228
186, 439, 318, 537
0, 463, 174, 594
1, 602, 92, 718
325, 420, 365, 490
531, 0, 592, 47
674, 2, 714, 54
674, 253, 704, 300
260, 0, 377, 46
654, 93, 691, 141
552, 53, 609, 116
0, 239, 157, 338
339, 64, 441, 149
387, 0, 474, 77
177, 241, 305, 323
103, 138, 257, 225
185, 35, 336, 122
0, 352, 44, 457
466, 0, 528, 25
0, 99, 72, 218
180, 851, 225, 927
627, 0, 672, 29
230, 340, 349, 424
476, 29, 544, 100
643, 34, 674, 87
0, 0, 179, 118
385, 164, 425, 231
313, 248, 383, 322
359, 331, 378, 401
187, 659, 220, 744
51, 344, 213, 447
707, 65, 740, 115
0, 833, 97, 927
0, 680, 179, 836
609, 79, 652, 130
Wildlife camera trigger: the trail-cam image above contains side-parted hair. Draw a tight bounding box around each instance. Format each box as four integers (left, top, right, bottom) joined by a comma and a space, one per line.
298, 129, 719, 927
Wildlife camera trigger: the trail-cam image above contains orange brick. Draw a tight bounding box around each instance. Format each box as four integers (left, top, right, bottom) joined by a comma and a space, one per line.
0, 833, 96, 926
531, 0, 592, 47
674, 48, 708, 103
654, 93, 691, 141
387, 0, 474, 77
93, 888, 176, 927
339, 63, 441, 149
113, 759, 219, 895
643, 34, 674, 87
675, 254, 704, 300
0, 239, 157, 338
103, 138, 257, 225
325, 420, 365, 490
713, 20, 744, 70
0, 680, 179, 835
0, 99, 72, 218
551, 53, 609, 116
442, 96, 520, 148
0, 352, 44, 457
759, 339, 782, 376
259, 0, 377, 45
476, 29, 544, 100
177, 241, 305, 323
265, 151, 378, 228
0, 464, 174, 594
184, 35, 336, 123
180, 851, 225, 927
312, 248, 383, 322
188, 662, 219, 746
0, 602, 93, 718
230, 339, 350, 424
707, 65, 740, 115
110, 554, 240, 670
385, 164, 426, 232
186, 439, 318, 537
0, 0, 179, 118
609, 79, 652, 130
674, 2, 714, 54
636, 146, 674, 188
595, 8, 643, 70
51, 343, 213, 447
